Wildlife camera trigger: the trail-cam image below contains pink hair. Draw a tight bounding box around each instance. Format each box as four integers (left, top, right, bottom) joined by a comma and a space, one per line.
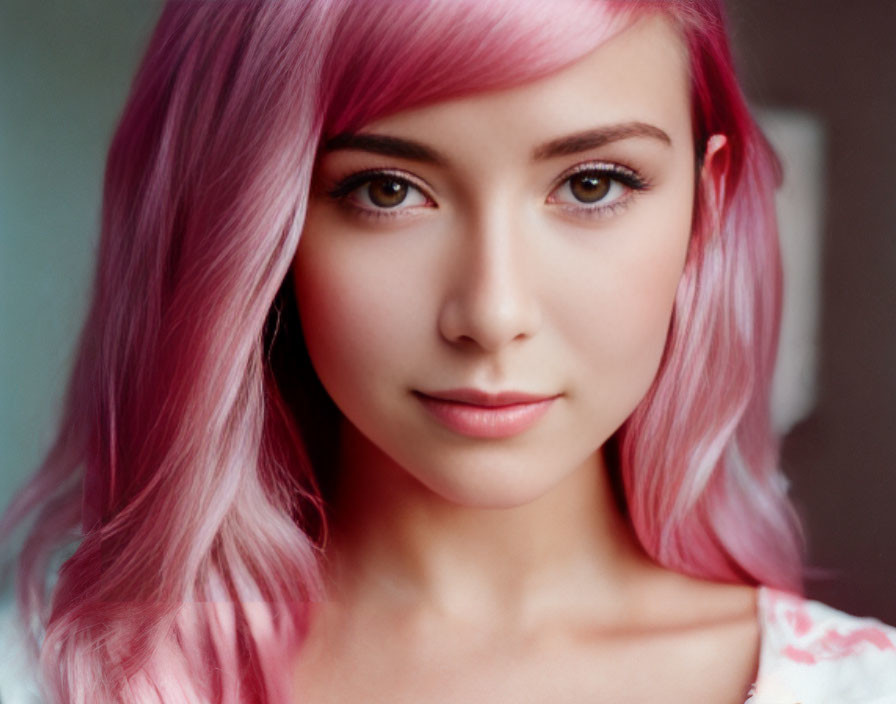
0, 0, 803, 701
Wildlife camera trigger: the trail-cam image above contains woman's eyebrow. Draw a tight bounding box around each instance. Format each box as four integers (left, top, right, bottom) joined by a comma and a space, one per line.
322, 121, 671, 165
532, 122, 672, 160
323, 133, 447, 165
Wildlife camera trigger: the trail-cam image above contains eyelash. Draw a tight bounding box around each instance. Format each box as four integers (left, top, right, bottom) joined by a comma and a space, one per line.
325, 168, 433, 221
548, 162, 650, 219
324, 162, 651, 222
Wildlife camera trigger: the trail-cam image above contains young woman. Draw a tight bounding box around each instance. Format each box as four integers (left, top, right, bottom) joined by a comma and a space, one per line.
2, 1, 894, 702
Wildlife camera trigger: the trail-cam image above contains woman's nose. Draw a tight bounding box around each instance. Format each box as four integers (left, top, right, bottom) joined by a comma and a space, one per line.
437, 211, 542, 352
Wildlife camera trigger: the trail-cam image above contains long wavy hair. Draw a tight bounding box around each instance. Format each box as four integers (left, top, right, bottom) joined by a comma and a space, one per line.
1, 0, 804, 701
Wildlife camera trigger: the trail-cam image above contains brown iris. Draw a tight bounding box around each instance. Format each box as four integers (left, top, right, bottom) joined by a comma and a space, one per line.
367, 177, 408, 208
569, 172, 611, 203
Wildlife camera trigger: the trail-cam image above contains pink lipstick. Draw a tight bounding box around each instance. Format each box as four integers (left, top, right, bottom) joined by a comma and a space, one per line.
414, 389, 558, 439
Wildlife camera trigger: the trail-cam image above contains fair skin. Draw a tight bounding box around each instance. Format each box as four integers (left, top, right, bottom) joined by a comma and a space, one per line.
292, 13, 758, 704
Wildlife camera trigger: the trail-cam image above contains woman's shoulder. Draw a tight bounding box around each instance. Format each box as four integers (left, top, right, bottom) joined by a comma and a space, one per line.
748, 586, 896, 703
0, 598, 45, 704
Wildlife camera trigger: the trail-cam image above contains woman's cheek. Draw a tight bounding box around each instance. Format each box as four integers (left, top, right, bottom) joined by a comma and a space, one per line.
293, 227, 424, 415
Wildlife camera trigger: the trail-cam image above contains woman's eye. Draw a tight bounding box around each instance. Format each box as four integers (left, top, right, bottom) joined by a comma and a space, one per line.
548, 165, 648, 215
330, 172, 431, 213
366, 177, 410, 208
552, 171, 626, 206
567, 173, 614, 202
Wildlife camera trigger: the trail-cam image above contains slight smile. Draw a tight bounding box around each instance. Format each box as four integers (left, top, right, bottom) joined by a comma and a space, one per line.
413, 389, 560, 439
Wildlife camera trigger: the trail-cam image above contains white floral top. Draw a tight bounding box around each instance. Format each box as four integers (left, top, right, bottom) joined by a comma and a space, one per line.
2, 587, 895, 703
747, 587, 896, 703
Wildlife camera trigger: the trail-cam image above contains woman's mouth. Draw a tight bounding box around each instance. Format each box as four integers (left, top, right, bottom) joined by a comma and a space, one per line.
413, 389, 559, 439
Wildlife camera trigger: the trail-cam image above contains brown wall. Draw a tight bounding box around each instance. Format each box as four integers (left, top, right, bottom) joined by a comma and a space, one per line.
727, 0, 896, 622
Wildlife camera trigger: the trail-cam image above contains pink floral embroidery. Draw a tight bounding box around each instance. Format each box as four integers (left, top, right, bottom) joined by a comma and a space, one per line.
784, 603, 813, 637
781, 620, 896, 664
816, 626, 895, 655
782, 644, 817, 664
764, 589, 896, 665
765, 589, 814, 635
752, 588, 896, 701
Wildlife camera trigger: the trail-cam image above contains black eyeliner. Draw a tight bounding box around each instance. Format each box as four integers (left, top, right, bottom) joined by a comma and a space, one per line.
326, 169, 398, 200
565, 162, 651, 191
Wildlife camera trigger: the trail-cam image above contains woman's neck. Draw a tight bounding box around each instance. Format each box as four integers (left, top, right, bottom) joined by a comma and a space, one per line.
321, 420, 657, 629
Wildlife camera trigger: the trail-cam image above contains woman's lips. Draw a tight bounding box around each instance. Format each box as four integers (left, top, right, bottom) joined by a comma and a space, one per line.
414, 389, 558, 439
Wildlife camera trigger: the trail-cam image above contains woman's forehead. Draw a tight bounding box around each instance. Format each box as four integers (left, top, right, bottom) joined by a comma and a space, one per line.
349, 14, 691, 167
321, 0, 652, 135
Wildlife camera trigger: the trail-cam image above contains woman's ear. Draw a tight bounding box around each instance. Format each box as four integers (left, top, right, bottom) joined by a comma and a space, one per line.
700, 133, 729, 211
697, 134, 729, 236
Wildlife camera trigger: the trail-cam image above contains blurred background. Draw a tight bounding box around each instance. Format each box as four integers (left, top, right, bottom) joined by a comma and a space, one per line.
1, 0, 894, 623
726, 0, 896, 624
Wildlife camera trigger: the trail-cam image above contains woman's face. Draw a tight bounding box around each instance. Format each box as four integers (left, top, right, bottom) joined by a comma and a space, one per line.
294, 14, 696, 508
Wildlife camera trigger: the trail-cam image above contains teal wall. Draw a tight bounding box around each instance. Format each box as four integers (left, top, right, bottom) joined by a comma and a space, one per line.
0, 1, 163, 515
